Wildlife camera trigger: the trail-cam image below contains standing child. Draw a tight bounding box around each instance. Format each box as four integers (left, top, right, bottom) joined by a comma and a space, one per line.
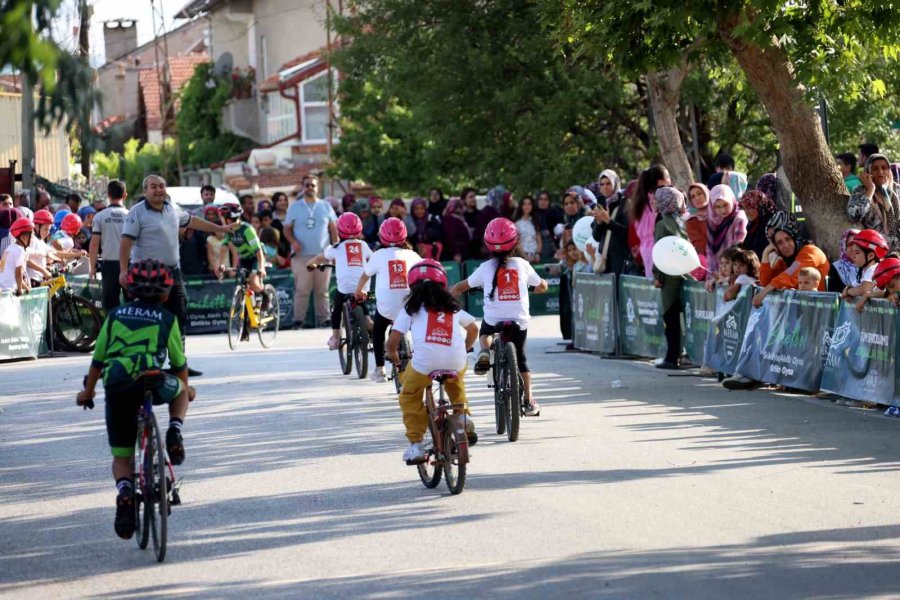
840, 229, 888, 300
0, 218, 34, 295
449, 218, 549, 415
652, 187, 690, 370
354, 217, 421, 382
386, 260, 478, 463
307, 212, 373, 351
865, 258, 900, 308
796, 267, 822, 292
51, 213, 83, 254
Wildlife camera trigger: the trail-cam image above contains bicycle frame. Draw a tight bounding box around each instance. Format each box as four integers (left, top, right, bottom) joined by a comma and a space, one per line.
136, 393, 176, 502
424, 379, 469, 465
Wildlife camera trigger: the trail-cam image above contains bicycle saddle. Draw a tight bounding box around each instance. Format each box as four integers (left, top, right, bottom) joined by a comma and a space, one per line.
429, 369, 458, 382
136, 369, 165, 390
496, 320, 520, 330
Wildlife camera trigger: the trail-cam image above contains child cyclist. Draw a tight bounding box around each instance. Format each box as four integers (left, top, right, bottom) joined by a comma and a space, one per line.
354, 217, 421, 382
386, 260, 479, 463
307, 212, 373, 350
450, 217, 548, 416
217, 203, 268, 300
75, 259, 191, 540
0, 218, 35, 295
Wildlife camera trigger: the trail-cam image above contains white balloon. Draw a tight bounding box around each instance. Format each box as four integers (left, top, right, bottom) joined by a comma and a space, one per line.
652, 236, 701, 276
572, 216, 595, 252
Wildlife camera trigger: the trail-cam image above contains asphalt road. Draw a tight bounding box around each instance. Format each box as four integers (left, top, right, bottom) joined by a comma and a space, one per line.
2, 316, 900, 599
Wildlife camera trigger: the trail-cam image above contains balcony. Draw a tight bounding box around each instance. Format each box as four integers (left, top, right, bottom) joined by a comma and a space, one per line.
222, 97, 262, 143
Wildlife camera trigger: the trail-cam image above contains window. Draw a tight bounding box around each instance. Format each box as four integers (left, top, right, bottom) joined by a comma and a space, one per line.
266, 91, 296, 143
301, 70, 338, 144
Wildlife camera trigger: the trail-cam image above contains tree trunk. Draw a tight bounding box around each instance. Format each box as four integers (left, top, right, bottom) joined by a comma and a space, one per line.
717, 12, 848, 258
646, 70, 694, 191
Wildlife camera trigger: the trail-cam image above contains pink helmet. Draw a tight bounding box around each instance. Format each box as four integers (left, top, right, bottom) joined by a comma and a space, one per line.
407, 259, 448, 288
337, 212, 363, 238
379, 217, 407, 246
483, 217, 518, 252
60, 213, 83, 236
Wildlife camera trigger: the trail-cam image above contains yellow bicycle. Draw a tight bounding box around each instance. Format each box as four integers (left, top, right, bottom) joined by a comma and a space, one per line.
43, 262, 103, 352
226, 268, 280, 350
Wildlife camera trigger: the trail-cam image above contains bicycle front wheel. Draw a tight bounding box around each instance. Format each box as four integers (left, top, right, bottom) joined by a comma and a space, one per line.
146, 410, 168, 562
54, 295, 102, 352
443, 426, 467, 495
352, 306, 369, 379
340, 303, 352, 375
257, 284, 280, 348
227, 288, 245, 351
392, 335, 410, 394
493, 346, 506, 435
504, 343, 521, 443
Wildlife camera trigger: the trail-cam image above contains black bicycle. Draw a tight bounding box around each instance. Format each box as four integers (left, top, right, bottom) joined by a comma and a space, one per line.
488, 321, 526, 442
44, 260, 103, 352
388, 332, 411, 393
340, 296, 370, 379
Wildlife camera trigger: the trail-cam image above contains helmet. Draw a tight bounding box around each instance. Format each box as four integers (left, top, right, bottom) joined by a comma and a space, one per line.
407, 259, 448, 288
10, 217, 33, 238
379, 217, 407, 246
60, 213, 83, 236
874, 257, 900, 289
126, 259, 174, 301
483, 217, 518, 252
18, 207, 33, 221
337, 212, 363, 238
850, 229, 889, 260
33, 209, 53, 225
218, 203, 242, 220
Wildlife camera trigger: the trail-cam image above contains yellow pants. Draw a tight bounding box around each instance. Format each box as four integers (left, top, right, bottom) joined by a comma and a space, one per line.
398, 366, 469, 443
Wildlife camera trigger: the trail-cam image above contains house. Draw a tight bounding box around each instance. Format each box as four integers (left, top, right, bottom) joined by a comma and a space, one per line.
94, 18, 210, 148
0, 90, 70, 183
174, 0, 348, 197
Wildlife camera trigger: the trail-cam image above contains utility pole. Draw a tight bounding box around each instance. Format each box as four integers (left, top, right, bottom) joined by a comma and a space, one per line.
150, 0, 183, 183
78, 0, 92, 180
21, 72, 35, 202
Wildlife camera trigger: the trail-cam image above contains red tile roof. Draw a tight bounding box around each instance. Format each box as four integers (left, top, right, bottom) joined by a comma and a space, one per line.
139, 55, 210, 130
0, 74, 23, 93
224, 164, 322, 193
259, 47, 328, 93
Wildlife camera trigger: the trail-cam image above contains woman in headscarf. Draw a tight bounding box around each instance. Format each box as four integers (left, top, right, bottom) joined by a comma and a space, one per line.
441, 198, 471, 262
652, 186, 690, 370
388, 197, 416, 238
684, 183, 709, 257
828, 228, 861, 293
631, 165, 671, 278
409, 197, 429, 246
535, 191, 563, 263
754, 211, 830, 307
738, 189, 777, 260
848, 153, 900, 252
755, 172, 784, 212
706, 184, 748, 277
559, 186, 592, 254
341, 193, 356, 215
427, 187, 448, 219
256, 198, 273, 214
473, 185, 504, 257
590, 170, 629, 276
499, 191, 517, 220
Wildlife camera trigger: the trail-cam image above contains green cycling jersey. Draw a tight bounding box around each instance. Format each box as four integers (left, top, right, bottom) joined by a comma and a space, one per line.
223, 222, 262, 259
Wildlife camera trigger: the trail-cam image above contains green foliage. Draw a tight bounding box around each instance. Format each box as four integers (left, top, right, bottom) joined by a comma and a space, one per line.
175, 62, 254, 168
93, 139, 179, 200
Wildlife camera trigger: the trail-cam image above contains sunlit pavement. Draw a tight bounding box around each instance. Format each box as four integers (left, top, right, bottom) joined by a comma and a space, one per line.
2, 315, 900, 598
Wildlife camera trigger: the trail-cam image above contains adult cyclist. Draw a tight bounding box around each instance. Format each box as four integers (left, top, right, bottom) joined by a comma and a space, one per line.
217, 203, 269, 304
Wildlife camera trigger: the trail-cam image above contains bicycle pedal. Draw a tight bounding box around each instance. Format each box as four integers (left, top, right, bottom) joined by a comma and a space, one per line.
170, 489, 181, 506
405, 458, 427, 466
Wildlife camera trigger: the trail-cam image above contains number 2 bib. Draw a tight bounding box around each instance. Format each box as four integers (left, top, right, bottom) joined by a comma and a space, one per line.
425, 310, 453, 346
497, 268, 520, 301
345, 241, 364, 267
388, 259, 408, 289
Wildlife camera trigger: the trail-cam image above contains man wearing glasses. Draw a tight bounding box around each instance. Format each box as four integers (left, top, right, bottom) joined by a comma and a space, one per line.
283, 174, 339, 328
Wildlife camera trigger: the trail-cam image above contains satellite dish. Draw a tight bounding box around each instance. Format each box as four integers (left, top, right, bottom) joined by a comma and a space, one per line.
214, 52, 234, 77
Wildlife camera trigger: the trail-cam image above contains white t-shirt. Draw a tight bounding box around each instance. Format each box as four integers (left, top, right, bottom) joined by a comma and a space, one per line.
26, 237, 51, 281
393, 307, 475, 374
323, 239, 372, 293
0, 244, 28, 291
364, 247, 422, 319
51, 232, 74, 251
467, 257, 542, 328
855, 264, 876, 285
515, 218, 539, 255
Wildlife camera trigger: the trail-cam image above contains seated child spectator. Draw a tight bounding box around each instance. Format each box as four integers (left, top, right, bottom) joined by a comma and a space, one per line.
724, 249, 760, 302
259, 227, 289, 269
840, 229, 888, 301
856, 256, 900, 311
797, 267, 822, 292
706, 246, 741, 292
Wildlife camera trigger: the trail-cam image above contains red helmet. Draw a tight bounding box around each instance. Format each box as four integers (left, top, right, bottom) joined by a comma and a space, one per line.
60, 213, 83, 236
850, 229, 889, 259
483, 217, 518, 252
218, 203, 242, 220
874, 257, 900, 289
10, 217, 33, 238
407, 259, 448, 288
337, 212, 362, 238
126, 258, 174, 301
33, 209, 53, 225
379, 217, 407, 246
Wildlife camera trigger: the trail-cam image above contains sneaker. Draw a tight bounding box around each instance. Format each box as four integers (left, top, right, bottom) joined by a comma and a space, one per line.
465, 418, 478, 445
114, 493, 136, 540
524, 400, 541, 417
654, 358, 680, 370
327, 336, 340, 351
474, 350, 491, 375
187, 367, 203, 377
722, 374, 763, 390
166, 427, 185, 466
370, 368, 386, 383
403, 441, 426, 464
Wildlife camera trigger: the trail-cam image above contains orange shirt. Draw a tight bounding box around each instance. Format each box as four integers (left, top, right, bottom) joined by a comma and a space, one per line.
759, 244, 830, 290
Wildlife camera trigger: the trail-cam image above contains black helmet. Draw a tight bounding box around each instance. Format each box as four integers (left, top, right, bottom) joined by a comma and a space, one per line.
126, 259, 174, 301
218, 202, 242, 220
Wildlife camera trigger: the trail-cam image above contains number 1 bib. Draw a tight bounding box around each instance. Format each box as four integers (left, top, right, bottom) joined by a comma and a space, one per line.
497, 268, 520, 301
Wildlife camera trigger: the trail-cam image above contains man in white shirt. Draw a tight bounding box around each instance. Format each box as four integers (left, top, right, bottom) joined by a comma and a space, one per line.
90, 180, 129, 310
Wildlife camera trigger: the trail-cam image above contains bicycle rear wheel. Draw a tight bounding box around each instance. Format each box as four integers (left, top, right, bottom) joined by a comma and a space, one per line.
340, 303, 352, 375
53, 295, 101, 352
504, 343, 521, 443
146, 411, 168, 562
417, 397, 442, 489
257, 284, 280, 348
227, 288, 245, 351
443, 426, 467, 495
135, 424, 149, 550
352, 306, 369, 379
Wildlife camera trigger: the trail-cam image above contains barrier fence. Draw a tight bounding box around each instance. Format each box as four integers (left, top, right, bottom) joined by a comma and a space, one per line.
0, 287, 49, 360
572, 272, 900, 407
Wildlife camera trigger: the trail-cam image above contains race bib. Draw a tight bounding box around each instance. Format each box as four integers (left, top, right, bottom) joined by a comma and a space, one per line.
425, 311, 453, 346
388, 260, 408, 289
345, 242, 364, 267
497, 268, 520, 301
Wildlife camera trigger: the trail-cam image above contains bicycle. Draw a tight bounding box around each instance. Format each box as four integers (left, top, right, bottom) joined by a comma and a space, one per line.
487, 321, 528, 442
42, 260, 103, 352
339, 295, 370, 379
387, 332, 411, 394
225, 268, 280, 350
412, 369, 470, 495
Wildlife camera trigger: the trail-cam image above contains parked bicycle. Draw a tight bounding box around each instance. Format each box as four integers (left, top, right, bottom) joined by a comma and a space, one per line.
412, 369, 470, 495
224, 268, 280, 350
488, 320, 530, 442
43, 260, 103, 352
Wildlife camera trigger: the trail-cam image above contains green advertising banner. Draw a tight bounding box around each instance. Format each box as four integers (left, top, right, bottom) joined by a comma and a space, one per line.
681, 280, 718, 366
69, 275, 106, 317
0, 287, 49, 361
734, 290, 839, 391
618, 274, 666, 358
572, 273, 617, 354
820, 299, 896, 404
184, 271, 296, 334
703, 286, 753, 374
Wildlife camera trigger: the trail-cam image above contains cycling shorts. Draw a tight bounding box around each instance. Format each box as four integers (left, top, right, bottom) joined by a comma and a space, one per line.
479, 321, 530, 373
239, 256, 260, 272
104, 373, 184, 458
